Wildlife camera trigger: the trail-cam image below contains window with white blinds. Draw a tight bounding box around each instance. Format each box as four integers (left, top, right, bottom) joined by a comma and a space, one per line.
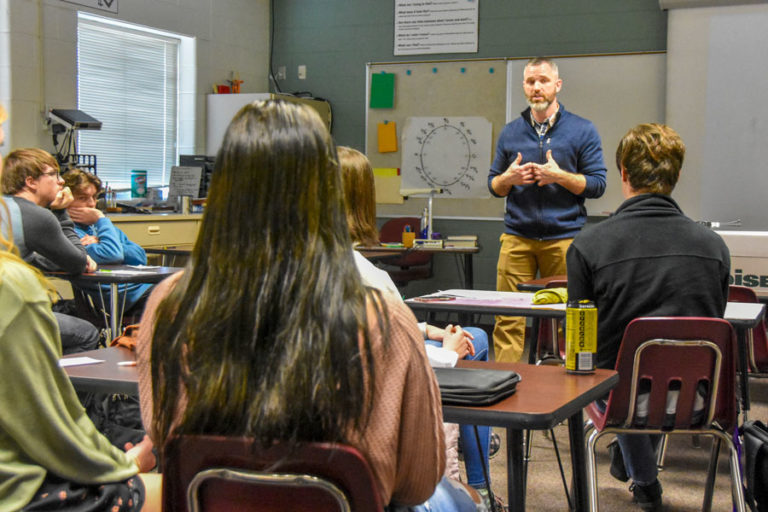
77, 14, 179, 189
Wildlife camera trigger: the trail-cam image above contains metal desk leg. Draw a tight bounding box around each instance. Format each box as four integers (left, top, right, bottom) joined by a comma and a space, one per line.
464, 253, 474, 289
507, 428, 526, 512
737, 327, 751, 420
109, 283, 119, 340
527, 318, 541, 365
568, 409, 588, 512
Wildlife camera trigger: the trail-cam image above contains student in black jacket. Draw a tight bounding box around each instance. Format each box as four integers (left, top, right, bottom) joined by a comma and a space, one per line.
567, 123, 730, 511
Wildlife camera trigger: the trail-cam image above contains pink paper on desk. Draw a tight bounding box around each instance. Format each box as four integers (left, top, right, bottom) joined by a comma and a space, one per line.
412, 289, 566, 310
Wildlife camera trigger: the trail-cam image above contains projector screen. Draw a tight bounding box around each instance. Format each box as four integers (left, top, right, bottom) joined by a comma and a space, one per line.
667, 4, 768, 228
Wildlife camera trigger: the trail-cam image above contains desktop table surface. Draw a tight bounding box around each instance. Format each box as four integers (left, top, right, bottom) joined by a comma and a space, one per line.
356, 244, 479, 254
62, 346, 138, 395
447, 360, 618, 429
67, 264, 183, 285
63, 348, 617, 428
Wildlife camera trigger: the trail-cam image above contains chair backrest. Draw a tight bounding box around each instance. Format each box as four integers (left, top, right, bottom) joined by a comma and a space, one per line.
378, 217, 432, 266
728, 285, 768, 372
162, 436, 384, 512
598, 317, 737, 433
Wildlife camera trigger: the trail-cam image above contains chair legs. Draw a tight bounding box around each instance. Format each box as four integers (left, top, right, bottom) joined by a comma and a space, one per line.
702, 436, 720, 512
585, 427, 605, 512
586, 428, 746, 512
655, 434, 668, 471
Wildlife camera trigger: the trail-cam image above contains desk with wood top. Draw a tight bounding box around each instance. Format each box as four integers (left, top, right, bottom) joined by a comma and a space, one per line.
62, 347, 617, 512
57, 265, 182, 338
357, 245, 479, 289
416, 287, 766, 419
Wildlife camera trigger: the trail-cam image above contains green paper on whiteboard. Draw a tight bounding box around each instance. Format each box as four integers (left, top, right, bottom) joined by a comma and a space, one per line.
370, 73, 395, 108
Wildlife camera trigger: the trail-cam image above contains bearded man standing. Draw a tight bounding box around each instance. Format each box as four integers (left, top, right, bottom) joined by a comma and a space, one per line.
488, 57, 607, 362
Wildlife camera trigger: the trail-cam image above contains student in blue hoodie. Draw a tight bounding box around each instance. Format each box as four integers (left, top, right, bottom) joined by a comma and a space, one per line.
488, 57, 607, 363
64, 169, 153, 314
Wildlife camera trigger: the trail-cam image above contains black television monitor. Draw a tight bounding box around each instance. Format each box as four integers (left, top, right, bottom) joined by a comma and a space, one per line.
179, 155, 215, 198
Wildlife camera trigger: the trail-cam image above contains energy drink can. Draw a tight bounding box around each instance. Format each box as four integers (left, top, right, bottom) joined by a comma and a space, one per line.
565, 299, 597, 374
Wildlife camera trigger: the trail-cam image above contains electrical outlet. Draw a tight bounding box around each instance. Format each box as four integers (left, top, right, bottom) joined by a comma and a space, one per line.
298, 65, 306, 80
277, 66, 286, 80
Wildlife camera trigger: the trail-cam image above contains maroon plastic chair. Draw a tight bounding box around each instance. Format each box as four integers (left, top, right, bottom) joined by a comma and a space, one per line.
728, 285, 768, 373
584, 317, 745, 512
162, 436, 384, 512
378, 217, 432, 287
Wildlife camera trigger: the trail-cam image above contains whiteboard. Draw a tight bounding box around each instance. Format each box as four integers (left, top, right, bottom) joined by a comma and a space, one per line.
400, 116, 492, 198
667, 4, 768, 228
366, 53, 666, 219
507, 53, 666, 216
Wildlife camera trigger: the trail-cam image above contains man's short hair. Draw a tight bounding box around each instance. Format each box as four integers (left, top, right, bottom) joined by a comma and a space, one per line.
526, 57, 558, 76
63, 168, 102, 196
1, 148, 59, 195
615, 123, 685, 195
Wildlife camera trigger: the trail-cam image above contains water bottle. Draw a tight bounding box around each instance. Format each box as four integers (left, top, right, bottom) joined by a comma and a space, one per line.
420, 207, 428, 238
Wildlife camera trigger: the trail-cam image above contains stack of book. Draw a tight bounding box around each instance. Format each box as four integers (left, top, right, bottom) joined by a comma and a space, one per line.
444, 235, 478, 248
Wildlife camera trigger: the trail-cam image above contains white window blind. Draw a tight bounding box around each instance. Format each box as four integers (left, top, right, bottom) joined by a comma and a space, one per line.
77, 14, 179, 189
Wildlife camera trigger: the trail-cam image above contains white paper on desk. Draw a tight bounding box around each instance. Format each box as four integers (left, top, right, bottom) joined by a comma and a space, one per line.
59, 357, 104, 367
419, 289, 566, 310
435, 289, 533, 301
98, 270, 150, 276
127, 265, 160, 270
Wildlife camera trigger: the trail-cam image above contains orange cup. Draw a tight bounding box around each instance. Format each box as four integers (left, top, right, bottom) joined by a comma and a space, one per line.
402, 231, 415, 248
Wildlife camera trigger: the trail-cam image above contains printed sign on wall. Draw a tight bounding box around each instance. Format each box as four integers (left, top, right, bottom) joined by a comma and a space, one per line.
61, 0, 118, 14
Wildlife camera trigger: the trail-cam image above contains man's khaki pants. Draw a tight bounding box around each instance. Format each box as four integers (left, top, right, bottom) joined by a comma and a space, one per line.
493, 233, 572, 362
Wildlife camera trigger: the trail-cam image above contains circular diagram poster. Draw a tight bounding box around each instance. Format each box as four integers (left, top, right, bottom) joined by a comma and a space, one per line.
401, 116, 492, 198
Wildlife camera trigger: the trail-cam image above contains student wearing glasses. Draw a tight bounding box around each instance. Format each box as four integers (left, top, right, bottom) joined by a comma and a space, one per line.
1, 149, 101, 354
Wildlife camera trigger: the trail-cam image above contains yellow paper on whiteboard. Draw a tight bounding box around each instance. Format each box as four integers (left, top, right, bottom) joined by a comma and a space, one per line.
374, 176, 404, 204
373, 167, 399, 177
377, 122, 398, 153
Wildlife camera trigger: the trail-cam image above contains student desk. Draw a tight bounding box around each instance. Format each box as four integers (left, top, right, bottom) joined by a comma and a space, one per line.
406, 290, 565, 365
62, 265, 182, 338
61, 346, 137, 395
61, 348, 617, 512
516, 274, 568, 293
356, 245, 480, 289
724, 301, 766, 419
144, 245, 193, 266
422, 287, 766, 419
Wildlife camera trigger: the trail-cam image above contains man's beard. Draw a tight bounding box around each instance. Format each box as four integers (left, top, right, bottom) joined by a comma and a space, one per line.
527, 98, 551, 112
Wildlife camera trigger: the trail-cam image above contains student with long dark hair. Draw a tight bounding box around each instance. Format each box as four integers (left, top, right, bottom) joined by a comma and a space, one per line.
135, 100, 478, 510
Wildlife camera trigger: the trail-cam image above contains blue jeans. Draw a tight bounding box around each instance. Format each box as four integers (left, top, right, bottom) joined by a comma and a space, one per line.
391, 476, 477, 511
426, 327, 491, 489
55, 312, 100, 355
616, 433, 661, 485
595, 399, 660, 485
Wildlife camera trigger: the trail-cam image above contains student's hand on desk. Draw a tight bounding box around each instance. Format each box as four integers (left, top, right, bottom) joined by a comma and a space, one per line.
79, 234, 100, 246
441, 324, 476, 359
50, 186, 74, 210
85, 255, 98, 273
68, 206, 104, 225
125, 435, 157, 473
